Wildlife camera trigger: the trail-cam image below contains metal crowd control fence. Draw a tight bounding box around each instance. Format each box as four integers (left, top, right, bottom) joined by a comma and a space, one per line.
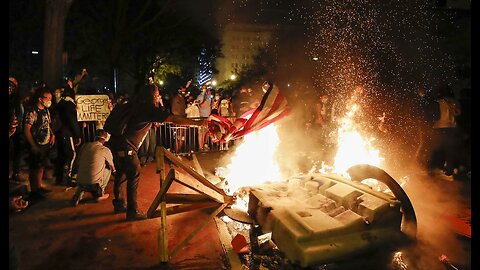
80, 118, 236, 155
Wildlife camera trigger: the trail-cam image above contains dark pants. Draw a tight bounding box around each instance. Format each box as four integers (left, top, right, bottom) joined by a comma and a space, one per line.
9, 132, 24, 177
27, 144, 51, 192
112, 150, 141, 213
54, 136, 77, 183
138, 127, 156, 163
428, 127, 462, 175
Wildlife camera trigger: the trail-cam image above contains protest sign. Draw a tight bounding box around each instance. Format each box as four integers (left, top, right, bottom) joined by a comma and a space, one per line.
76, 94, 110, 122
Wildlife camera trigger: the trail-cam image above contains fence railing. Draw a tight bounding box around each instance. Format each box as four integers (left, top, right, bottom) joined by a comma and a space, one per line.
81, 119, 236, 155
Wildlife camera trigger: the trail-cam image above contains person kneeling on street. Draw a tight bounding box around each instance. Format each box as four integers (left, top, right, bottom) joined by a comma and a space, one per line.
71, 129, 115, 206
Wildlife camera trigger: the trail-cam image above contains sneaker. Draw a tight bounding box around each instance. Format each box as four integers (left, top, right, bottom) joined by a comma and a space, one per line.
126, 211, 147, 221
95, 193, 110, 202
66, 179, 77, 187
70, 190, 84, 207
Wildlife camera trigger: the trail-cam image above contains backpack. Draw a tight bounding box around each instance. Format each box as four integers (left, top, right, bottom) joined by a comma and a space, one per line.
103, 102, 133, 136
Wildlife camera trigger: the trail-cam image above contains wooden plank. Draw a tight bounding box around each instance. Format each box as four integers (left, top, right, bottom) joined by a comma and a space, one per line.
214, 217, 244, 270
163, 148, 227, 196
147, 169, 175, 218
191, 153, 205, 176
151, 202, 220, 217
175, 170, 226, 203
169, 203, 229, 259
164, 193, 214, 204
159, 201, 168, 262
155, 146, 166, 174
154, 146, 169, 262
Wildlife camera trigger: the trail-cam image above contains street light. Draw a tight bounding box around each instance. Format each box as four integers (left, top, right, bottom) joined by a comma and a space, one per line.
230, 74, 237, 81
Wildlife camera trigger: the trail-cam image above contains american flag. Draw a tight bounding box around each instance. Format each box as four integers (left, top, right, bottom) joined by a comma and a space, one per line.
207, 84, 290, 143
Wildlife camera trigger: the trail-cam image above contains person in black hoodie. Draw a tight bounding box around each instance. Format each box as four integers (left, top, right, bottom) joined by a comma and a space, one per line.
109, 83, 206, 221
53, 86, 82, 186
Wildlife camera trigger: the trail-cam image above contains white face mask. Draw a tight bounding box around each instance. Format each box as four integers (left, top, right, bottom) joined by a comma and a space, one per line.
215, 96, 220, 100
43, 100, 52, 108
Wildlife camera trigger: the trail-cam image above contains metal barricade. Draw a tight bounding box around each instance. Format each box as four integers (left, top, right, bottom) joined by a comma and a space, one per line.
81, 121, 98, 143
81, 118, 237, 155
156, 121, 212, 155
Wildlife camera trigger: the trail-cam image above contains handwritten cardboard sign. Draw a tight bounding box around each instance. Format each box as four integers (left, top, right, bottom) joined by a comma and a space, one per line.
75, 94, 110, 122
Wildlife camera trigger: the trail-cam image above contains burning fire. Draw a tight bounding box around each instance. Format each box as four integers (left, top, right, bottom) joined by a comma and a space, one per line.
223, 124, 282, 193
332, 103, 383, 175
220, 91, 385, 209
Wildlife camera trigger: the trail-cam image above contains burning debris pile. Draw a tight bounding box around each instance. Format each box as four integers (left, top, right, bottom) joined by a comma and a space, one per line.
210, 87, 421, 268
246, 171, 407, 267
216, 167, 417, 269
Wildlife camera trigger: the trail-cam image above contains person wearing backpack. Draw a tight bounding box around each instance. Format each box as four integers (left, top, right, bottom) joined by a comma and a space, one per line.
106, 83, 205, 221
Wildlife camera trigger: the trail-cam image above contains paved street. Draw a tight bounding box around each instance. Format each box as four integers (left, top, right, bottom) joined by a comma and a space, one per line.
9, 150, 471, 270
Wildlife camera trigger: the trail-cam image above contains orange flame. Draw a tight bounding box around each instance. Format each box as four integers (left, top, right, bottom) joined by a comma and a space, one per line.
331, 103, 383, 176
221, 91, 386, 209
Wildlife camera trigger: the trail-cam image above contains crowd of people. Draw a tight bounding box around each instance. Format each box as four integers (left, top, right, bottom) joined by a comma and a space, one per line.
7, 75, 260, 216
9, 75, 470, 216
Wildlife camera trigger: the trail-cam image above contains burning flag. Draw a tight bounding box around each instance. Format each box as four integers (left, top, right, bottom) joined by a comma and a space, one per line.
207, 84, 290, 143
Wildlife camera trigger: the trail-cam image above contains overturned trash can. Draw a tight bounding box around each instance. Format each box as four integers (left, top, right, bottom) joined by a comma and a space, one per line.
246, 164, 417, 267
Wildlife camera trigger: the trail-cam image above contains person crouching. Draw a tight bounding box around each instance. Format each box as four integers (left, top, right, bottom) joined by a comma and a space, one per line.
70, 129, 115, 206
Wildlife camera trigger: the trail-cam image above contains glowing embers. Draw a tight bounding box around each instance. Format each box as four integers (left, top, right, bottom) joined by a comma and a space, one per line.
247, 173, 403, 267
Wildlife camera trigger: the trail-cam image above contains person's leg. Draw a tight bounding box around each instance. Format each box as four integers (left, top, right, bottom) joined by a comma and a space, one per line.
11, 132, 23, 179
54, 136, 66, 184
138, 133, 149, 165
65, 137, 78, 185
124, 153, 144, 220
147, 127, 156, 162
112, 153, 127, 213
444, 128, 462, 176
27, 148, 41, 194
99, 167, 111, 194
198, 126, 204, 151
28, 167, 39, 194
427, 129, 443, 173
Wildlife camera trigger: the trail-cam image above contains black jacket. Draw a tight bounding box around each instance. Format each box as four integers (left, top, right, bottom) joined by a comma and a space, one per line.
56, 98, 82, 139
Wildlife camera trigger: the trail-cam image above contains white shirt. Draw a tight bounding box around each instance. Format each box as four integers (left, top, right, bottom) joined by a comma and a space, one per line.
185, 103, 200, 118
76, 141, 114, 185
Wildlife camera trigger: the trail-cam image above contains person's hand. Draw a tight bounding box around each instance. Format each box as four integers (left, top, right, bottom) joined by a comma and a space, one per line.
9, 127, 16, 137
75, 138, 82, 147
49, 134, 55, 146
10, 116, 18, 128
